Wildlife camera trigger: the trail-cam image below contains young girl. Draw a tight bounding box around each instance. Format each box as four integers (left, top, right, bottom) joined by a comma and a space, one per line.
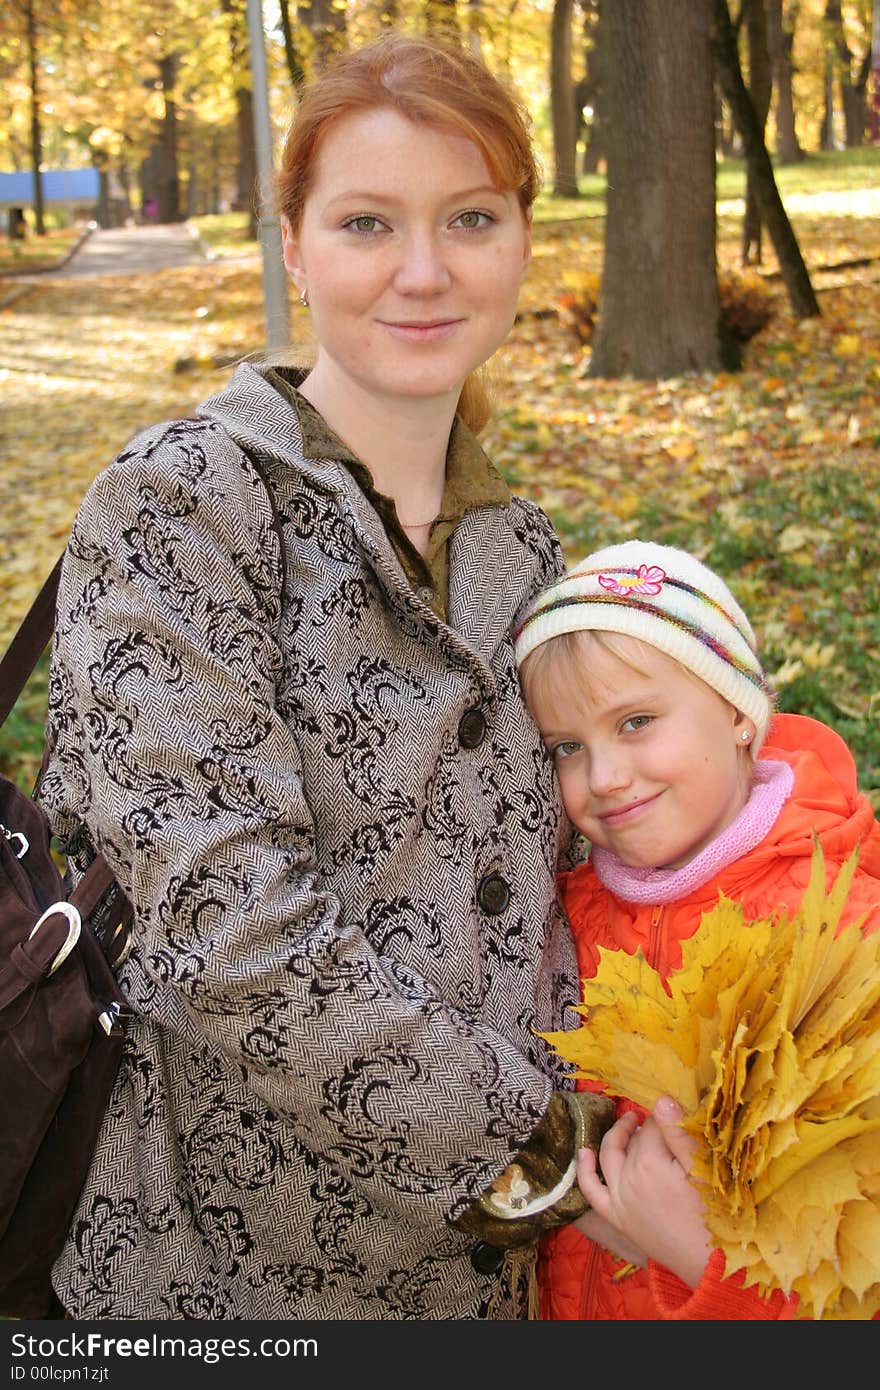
514, 538, 880, 1319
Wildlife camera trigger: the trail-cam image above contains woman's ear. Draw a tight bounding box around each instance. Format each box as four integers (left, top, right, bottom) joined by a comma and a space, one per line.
280, 215, 305, 289
520, 208, 533, 275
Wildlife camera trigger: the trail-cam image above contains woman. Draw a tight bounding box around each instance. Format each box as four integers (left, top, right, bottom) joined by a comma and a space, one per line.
40, 34, 610, 1320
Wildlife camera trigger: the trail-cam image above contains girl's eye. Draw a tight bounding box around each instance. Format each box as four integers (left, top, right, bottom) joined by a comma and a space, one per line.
344, 215, 384, 234
551, 740, 581, 761
453, 209, 493, 230
621, 714, 652, 734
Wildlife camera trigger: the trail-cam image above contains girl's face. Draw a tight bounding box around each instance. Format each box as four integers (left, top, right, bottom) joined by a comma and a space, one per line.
281, 106, 531, 412
529, 636, 754, 870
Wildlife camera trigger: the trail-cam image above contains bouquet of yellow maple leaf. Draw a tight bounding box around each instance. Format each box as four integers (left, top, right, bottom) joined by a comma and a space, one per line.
541, 843, 880, 1320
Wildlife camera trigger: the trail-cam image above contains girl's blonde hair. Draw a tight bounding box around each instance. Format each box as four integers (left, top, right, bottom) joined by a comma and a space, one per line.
275, 33, 539, 433
519, 629, 655, 721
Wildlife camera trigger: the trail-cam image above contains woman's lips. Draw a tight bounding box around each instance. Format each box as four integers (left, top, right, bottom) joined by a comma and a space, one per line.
380, 319, 462, 343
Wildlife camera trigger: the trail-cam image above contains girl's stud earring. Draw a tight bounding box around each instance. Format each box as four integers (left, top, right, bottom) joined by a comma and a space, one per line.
740, 729, 752, 742
299, 288, 309, 308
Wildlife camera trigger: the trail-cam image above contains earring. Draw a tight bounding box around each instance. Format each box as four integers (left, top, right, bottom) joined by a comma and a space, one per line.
740, 729, 752, 743
299, 287, 309, 308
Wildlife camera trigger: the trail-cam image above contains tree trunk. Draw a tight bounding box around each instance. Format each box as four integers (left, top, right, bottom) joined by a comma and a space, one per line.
222, 0, 258, 238
715, 83, 737, 155
210, 133, 221, 215
765, 0, 803, 162
590, 0, 721, 379
24, 0, 46, 236
826, 0, 870, 147
871, 0, 880, 142
713, 0, 819, 318
236, 89, 258, 236
577, 0, 606, 175
551, 0, 578, 196
821, 42, 836, 148
742, 0, 772, 265
300, 0, 347, 68
157, 54, 182, 223
278, 0, 306, 92
424, 0, 460, 41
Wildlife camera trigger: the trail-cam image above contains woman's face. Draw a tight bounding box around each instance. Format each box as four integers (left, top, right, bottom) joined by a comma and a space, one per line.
281, 106, 531, 411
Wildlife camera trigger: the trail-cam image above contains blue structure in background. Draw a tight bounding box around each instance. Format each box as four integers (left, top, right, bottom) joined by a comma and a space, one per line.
0, 168, 100, 208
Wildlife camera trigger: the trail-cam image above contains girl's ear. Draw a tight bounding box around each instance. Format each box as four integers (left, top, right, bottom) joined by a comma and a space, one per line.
733, 710, 755, 748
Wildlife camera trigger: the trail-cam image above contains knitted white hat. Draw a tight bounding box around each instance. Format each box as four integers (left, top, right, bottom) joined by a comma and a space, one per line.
514, 540, 774, 752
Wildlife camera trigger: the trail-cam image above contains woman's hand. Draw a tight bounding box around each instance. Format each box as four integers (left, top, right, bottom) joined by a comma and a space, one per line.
577, 1095, 712, 1289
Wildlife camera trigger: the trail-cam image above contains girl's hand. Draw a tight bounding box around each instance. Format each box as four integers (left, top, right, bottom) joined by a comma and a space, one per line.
573, 1207, 647, 1268
577, 1095, 712, 1289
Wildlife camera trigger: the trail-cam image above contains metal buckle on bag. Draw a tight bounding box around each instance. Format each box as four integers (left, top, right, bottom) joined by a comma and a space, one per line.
96, 999, 130, 1036
28, 901, 82, 973
106, 918, 133, 968
1, 821, 29, 858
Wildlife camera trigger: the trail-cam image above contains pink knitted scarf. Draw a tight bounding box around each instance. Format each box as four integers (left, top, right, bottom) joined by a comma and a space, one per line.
590, 760, 795, 904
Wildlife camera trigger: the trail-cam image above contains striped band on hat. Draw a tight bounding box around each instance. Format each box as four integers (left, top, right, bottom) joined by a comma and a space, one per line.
513, 540, 774, 752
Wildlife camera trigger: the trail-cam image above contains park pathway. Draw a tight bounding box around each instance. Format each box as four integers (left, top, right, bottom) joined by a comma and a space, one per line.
47, 222, 209, 278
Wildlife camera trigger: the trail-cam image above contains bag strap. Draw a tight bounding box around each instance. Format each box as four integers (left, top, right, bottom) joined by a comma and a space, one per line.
0, 554, 63, 727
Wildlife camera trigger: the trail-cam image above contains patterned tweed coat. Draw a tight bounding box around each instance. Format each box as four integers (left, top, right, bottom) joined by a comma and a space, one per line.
40, 362, 580, 1319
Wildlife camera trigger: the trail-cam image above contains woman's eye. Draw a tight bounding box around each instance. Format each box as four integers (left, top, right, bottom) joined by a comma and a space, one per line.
453, 209, 493, 230
344, 215, 383, 234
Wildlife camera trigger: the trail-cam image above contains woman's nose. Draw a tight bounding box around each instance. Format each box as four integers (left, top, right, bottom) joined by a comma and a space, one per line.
393, 231, 452, 295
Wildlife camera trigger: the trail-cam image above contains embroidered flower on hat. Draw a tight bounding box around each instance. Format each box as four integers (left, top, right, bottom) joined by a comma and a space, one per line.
598, 564, 666, 598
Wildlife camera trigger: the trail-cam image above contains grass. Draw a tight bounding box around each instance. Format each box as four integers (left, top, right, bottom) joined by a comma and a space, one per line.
0, 224, 88, 278
716, 144, 880, 200
1, 654, 50, 791
189, 211, 260, 259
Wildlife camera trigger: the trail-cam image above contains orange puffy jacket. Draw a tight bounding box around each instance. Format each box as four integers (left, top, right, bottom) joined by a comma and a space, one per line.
540, 713, 880, 1320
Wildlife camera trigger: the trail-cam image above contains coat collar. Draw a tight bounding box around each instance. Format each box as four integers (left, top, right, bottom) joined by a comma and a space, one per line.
197, 358, 543, 665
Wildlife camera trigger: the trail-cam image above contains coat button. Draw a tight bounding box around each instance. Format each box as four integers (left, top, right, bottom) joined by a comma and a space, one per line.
470, 1241, 505, 1275
478, 873, 510, 916
458, 708, 486, 749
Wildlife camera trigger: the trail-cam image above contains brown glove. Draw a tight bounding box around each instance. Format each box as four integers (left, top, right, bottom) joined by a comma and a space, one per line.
453, 1090, 615, 1249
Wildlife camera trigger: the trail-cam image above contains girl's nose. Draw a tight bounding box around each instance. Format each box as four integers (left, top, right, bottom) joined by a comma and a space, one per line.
587, 746, 631, 798
393, 231, 452, 295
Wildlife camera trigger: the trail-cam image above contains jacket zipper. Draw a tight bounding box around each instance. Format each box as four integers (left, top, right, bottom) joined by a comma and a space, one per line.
579, 1239, 600, 1319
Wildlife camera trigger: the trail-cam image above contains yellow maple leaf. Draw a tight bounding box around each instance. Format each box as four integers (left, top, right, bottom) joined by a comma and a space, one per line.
541, 843, 880, 1319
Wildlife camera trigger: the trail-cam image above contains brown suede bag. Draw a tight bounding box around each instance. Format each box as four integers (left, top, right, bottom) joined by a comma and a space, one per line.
0, 556, 132, 1318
